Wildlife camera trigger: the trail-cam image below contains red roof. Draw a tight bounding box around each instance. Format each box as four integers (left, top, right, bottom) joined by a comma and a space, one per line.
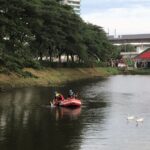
135, 49, 150, 60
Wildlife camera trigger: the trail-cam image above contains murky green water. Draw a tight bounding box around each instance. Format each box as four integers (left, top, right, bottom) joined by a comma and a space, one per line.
0, 75, 150, 150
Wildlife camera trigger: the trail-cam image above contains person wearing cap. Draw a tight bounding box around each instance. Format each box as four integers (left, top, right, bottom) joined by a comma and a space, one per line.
54, 91, 64, 101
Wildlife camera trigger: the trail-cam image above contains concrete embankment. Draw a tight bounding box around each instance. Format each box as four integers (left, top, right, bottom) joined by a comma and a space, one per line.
0, 67, 119, 89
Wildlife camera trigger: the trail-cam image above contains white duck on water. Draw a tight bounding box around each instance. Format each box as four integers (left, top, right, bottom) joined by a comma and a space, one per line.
136, 117, 144, 125
50, 101, 55, 108
127, 115, 135, 121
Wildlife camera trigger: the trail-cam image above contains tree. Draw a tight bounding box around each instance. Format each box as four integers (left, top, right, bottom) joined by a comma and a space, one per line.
0, 0, 115, 70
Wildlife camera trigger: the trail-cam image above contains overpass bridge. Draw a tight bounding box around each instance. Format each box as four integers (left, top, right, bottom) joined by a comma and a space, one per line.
109, 34, 150, 53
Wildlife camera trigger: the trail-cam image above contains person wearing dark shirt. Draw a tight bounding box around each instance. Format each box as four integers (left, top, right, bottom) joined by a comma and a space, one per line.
68, 89, 74, 98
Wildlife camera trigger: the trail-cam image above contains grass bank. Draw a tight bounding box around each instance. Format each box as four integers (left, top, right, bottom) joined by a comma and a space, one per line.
125, 68, 150, 75
0, 67, 119, 89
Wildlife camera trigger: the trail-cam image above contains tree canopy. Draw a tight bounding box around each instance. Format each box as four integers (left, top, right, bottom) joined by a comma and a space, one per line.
0, 0, 116, 71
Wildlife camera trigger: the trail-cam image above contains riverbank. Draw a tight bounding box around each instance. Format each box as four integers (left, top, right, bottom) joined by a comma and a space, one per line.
125, 68, 150, 75
0, 67, 119, 89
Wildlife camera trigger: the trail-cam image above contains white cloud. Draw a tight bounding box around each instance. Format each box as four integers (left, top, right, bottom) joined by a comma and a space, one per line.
81, 5, 150, 35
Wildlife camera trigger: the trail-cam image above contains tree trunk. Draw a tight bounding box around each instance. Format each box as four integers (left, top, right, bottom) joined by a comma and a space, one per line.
71, 55, 74, 62
50, 55, 52, 63
58, 54, 61, 63
67, 54, 69, 63
39, 51, 43, 61
49, 49, 52, 63
79, 56, 81, 63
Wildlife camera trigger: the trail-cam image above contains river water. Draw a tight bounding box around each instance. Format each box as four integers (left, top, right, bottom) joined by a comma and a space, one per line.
0, 75, 150, 150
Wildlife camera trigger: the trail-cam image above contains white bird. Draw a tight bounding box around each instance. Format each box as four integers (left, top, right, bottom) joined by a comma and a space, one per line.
136, 117, 144, 123
50, 101, 55, 108
136, 117, 144, 126
127, 115, 135, 121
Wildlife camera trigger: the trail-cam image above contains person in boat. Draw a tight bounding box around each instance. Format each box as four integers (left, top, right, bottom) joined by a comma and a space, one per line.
68, 89, 75, 98
50, 91, 64, 106
54, 91, 64, 101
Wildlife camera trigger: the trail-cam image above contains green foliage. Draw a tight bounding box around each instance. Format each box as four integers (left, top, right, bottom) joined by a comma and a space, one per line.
19, 71, 38, 78
0, 0, 115, 74
0, 53, 41, 73
0, 67, 10, 74
40, 61, 96, 68
117, 44, 136, 52
125, 59, 134, 67
3, 55, 24, 70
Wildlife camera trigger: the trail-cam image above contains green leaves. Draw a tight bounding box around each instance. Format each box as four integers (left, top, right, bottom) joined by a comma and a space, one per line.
0, 0, 115, 68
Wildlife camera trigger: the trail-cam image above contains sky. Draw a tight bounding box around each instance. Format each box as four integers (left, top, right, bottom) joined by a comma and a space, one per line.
81, 0, 150, 35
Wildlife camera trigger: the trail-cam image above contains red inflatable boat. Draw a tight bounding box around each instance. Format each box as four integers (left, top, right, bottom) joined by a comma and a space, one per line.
53, 98, 81, 108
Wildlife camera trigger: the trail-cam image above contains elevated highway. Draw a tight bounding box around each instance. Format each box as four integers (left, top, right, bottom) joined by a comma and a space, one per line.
109, 34, 150, 53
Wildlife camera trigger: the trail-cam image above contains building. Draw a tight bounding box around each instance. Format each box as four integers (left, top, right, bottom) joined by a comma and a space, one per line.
109, 34, 150, 53
134, 48, 150, 68
120, 52, 139, 59
61, 0, 81, 15
109, 34, 150, 59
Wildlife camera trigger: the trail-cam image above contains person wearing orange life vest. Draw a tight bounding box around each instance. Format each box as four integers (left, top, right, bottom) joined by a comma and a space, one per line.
50, 91, 64, 106
54, 91, 64, 101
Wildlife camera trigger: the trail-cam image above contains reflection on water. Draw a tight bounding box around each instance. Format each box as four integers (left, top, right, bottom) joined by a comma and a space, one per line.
50, 107, 81, 120
0, 76, 150, 150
